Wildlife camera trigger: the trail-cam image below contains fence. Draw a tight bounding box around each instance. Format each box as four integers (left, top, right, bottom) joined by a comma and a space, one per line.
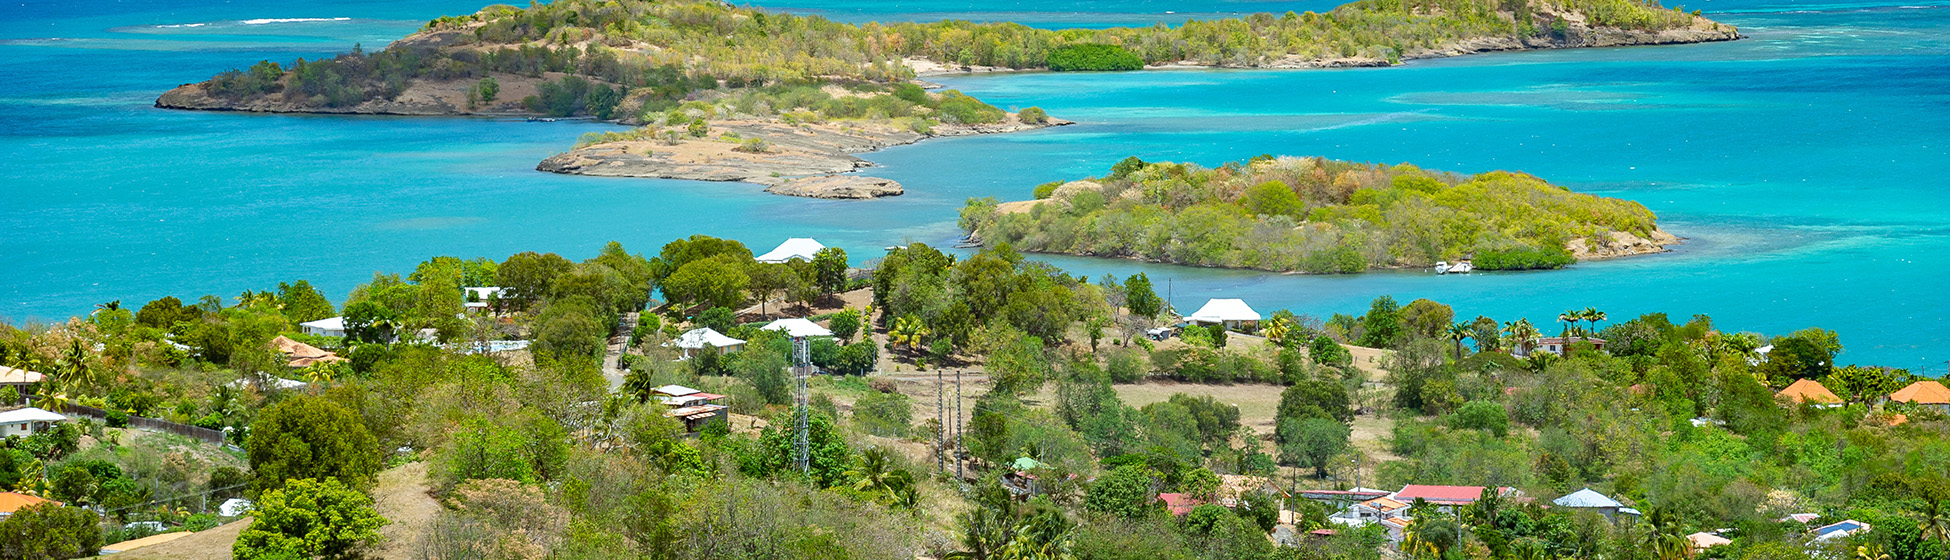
22, 396, 226, 445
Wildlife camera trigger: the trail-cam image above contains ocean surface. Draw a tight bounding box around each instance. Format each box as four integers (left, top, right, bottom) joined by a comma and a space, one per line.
2, 0, 1947, 369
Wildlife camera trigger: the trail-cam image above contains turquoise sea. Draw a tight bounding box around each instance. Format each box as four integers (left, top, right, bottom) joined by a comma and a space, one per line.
2, 0, 1947, 368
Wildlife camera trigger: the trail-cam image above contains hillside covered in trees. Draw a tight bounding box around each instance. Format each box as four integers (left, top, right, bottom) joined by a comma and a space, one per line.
961, 155, 1677, 273
0, 237, 1944, 560
156, 0, 1737, 118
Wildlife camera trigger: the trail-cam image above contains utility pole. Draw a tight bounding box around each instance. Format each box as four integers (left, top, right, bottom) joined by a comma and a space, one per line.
955, 368, 964, 481
793, 334, 811, 475
936, 368, 945, 473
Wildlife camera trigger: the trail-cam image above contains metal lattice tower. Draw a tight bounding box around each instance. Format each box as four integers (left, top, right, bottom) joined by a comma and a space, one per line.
793, 334, 811, 474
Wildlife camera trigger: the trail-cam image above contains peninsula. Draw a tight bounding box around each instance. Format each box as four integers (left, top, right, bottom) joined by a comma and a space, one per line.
155, 0, 1739, 197
960, 155, 1679, 273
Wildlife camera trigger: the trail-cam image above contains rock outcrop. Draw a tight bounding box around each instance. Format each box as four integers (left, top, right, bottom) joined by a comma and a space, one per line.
536, 116, 1070, 197
764, 176, 904, 199
1568, 229, 1683, 260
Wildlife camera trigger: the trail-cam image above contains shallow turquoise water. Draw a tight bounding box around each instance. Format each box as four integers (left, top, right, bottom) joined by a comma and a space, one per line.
2, 0, 1947, 369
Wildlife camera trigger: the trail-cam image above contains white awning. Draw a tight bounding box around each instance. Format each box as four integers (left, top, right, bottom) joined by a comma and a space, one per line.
1187, 299, 1261, 323
761, 318, 832, 338
667, 328, 745, 350
755, 238, 826, 263
0, 408, 66, 423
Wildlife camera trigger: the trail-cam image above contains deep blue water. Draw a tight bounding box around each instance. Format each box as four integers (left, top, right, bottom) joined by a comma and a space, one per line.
3, 0, 1948, 369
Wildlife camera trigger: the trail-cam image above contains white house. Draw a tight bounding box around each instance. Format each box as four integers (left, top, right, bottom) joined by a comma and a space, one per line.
298, 317, 346, 338
755, 238, 826, 264
1186, 299, 1261, 331
761, 318, 833, 338
463, 287, 508, 310
0, 407, 68, 438
667, 328, 746, 358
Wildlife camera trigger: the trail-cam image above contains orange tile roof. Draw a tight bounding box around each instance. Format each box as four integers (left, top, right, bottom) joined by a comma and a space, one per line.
1888, 414, 1908, 427
1360, 497, 1410, 511
1890, 381, 1950, 405
0, 492, 57, 514
1778, 379, 1843, 404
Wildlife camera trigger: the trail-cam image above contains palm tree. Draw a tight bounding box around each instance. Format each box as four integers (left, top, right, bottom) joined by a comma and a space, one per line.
1581, 307, 1607, 339
1640, 508, 1693, 560
849, 447, 900, 495
1916, 491, 1950, 542
1444, 322, 1472, 360
1262, 315, 1293, 347
1504, 319, 1541, 357
889, 315, 929, 352
1557, 309, 1581, 338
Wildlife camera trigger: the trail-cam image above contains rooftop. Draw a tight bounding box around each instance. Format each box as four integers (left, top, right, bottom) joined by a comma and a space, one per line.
1890, 380, 1950, 404
0, 366, 44, 385
1552, 488, 1624, 509
761, 317, 832, 338
0, 408, 67, 424
1778, 379, 1843, 404
1186, 298, 1260, 323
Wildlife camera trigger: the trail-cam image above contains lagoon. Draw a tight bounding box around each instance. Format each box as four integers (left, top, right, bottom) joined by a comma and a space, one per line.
1, 0, 1947, 368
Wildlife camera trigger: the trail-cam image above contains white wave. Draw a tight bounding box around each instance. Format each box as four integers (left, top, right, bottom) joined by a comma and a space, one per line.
153, 23, 207, 28
239, 17, 353, 25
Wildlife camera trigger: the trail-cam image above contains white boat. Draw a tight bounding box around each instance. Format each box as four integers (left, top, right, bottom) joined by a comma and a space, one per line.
1435, 260, 1474, 274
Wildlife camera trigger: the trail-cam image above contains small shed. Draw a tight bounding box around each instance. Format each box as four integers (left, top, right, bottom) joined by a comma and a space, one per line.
298, 317, 346, 338
761, 318, 833, 338
1185, 299, 1261, 331
756, 238, 826, 264
667, 328, 745, 358
0, 408, 68, 438
1777, 379, 1843, 406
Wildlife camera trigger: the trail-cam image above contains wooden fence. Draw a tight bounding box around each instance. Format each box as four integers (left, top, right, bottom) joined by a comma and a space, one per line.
22, 396, 226, 445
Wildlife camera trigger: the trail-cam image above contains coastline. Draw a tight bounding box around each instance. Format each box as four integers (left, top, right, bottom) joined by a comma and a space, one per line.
966, 227, 1683, 274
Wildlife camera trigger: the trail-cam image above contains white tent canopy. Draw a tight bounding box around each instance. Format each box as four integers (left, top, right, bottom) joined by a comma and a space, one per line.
761, 318, 832, 338
0, 408, 67, 424
1186, 299, 1261, 324
756, 238, 826, 264
669, 328, 746, 350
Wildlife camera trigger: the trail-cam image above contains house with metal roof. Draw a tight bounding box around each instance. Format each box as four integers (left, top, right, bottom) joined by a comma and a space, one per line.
1551, 488, 1640, 520
298, 316, 346, 338
667, 328, 746, 358
761, 318, 832, 338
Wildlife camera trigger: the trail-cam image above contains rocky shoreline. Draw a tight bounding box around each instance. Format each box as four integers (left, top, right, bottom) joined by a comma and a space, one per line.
534, 116, 1071, 199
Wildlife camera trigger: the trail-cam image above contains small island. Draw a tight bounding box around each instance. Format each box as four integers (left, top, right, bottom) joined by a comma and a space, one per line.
959, 155, 1679, 273
155, 0, 1738, 197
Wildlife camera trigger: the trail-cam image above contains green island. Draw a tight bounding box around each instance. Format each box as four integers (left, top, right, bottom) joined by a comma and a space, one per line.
154, 0, 1738, 197
960, 155, 1680, 273
1, 237, 1945, 560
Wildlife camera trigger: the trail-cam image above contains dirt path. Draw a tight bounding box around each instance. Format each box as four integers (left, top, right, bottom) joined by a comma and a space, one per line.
102, 519, 250, 560
370, 462, 441, 560
603, 311, 637, 389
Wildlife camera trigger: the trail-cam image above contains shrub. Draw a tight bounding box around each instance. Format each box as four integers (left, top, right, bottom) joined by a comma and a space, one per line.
1447, 401, 1510, 437
1474, 246, 1575, 270
105, 409, 129, 428
732, 137, 771, 153
1018, 106, 1048, 124
892, 83, 931, 106
233, 478, 387, 560
932, 90, 1006, 124
1046, 44, 1145, 71
246, 396, 381, 492
852, 391, 913, 438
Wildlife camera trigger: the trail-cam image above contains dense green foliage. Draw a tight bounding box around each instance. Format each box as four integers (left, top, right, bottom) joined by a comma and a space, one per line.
233, 477, 387, 560
1047, 43, 1146, 71
963, 156, 1661, 272
0, 503, 102, 560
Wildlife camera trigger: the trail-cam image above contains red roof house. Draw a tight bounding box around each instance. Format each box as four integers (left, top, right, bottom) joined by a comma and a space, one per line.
1394, 485, 1516, 506
1158, 493, 1204, 516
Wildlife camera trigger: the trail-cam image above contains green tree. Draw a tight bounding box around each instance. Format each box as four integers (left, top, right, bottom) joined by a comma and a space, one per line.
247, 396, 381, 492
0, 503, 101, 560
1279, 377, 1352, 423
476, 76, 499, 102
1241, 181, 1304, 217
1447, 401, 1509, 437
1124, 273, 1162, 318
233, 477, 388, 560
276, 280, 336, 324
812, 247, 849, 296
496, 251, 573, 310
1278, 417, 1350, 478
853, 391, 913, 438
1084, 464, 1160, 519
827, 309, 862, 342
663, 254, 749, 311
1358, 296, 1403, 348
